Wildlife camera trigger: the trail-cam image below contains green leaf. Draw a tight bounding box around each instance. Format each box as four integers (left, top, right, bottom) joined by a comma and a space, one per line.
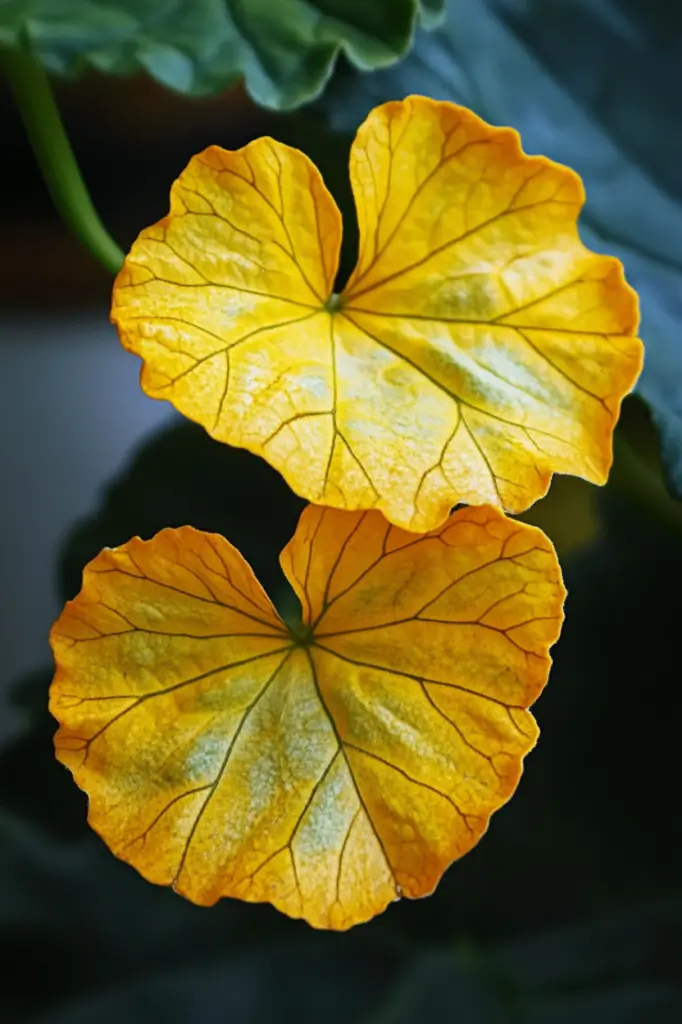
0, 810, 411, 1021
321, 0, 682, 498
418, 0, 445, 29
369, 899, 682, 1023
0, 0, 441, 109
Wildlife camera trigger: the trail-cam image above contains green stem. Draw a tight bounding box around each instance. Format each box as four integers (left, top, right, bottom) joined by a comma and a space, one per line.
3, 36, 124, 275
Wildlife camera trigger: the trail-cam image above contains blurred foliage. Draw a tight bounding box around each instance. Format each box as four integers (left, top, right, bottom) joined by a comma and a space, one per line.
373, 900, 682, 1023
0, 0, 443, 109
320, 0, 682, 501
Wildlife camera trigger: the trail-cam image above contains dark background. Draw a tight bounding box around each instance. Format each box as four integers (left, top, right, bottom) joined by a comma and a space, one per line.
1, 8, 682, 1022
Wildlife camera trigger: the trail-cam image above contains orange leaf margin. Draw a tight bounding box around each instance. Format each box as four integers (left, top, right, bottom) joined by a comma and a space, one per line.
112, 95, 643, 532
50, 504, 565, 929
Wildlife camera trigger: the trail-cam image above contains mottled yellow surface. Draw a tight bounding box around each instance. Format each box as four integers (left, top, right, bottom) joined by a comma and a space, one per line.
112, 96, 643, 531
50, 505, 565, 929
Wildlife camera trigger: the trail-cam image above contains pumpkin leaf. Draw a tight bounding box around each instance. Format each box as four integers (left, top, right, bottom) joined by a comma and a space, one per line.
49, 503, 564, 930
112, 96, 642, 532
320, 0, 682, 499
0, 0, 442, 109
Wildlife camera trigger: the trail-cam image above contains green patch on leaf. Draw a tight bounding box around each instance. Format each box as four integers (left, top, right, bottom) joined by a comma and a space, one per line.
0, 0, 443, 109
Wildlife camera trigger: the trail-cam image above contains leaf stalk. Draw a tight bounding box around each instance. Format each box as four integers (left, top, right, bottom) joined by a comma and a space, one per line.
3, 34, 124, 275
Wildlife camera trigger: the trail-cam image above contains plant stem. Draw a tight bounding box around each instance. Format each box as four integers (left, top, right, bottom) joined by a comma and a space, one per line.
3, 36, 124, 275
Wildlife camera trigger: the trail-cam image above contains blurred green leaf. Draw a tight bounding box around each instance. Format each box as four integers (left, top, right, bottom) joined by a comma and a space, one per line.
365, 949, 511, 1023
368, 899, 682, 1023
55, 420, 305, 609
499, 897, 682, 992
0, 813, 410, 1022
525, 987, 682, 1024
0, 0, 443, 108
321, 0, 682, 498
418, 0, 445, 29
40, 945, 403, 1024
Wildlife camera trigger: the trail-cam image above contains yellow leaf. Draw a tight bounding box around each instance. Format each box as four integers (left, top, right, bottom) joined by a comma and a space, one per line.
112, 96, 643, 532
50, 505, 565, 930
